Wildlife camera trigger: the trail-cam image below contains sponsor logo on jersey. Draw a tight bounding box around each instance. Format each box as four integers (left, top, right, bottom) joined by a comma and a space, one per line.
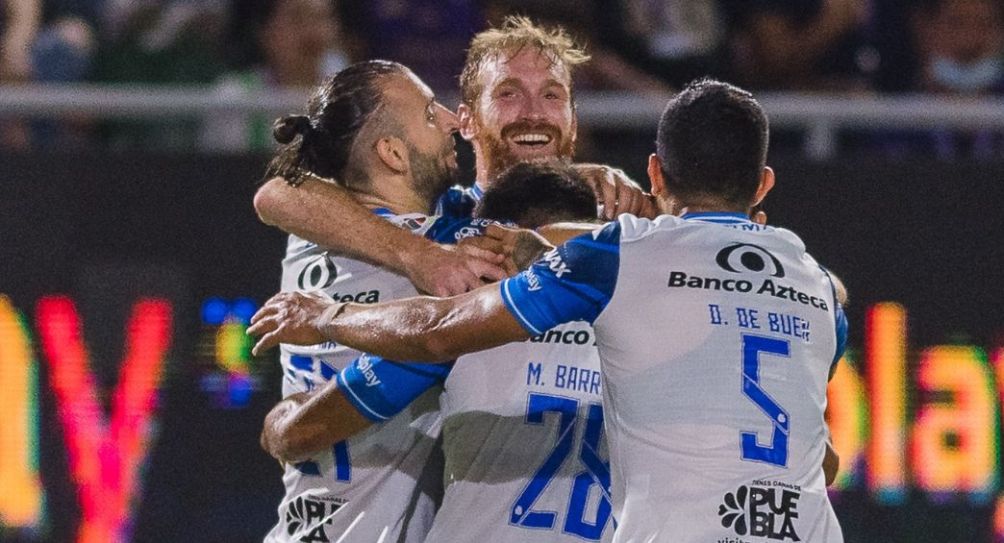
524, 269, 542, 291
717, 482, 801, 542
667, 273, 829, 311
542, 248, 571, 278
283, 495, 346, 542
401, 216, 428, 231
529, 327, 594, 346
297, 253, 339, 291
355, 355, 381, 387
330, 290, 381, 303
716, 243, 785, 278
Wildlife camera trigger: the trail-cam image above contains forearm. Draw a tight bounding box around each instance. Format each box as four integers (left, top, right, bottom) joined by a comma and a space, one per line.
260, 385, 370, 463
321, 289, 527, 362
537, 222, 601, 247
254, 176, 432, 274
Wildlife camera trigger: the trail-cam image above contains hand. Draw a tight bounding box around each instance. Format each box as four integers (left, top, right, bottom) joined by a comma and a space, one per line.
573, 163, 660, 219
247, 291, 342, 355
402, 242, 507, 296
483, 224, 554, 271
457, 235, 519, 276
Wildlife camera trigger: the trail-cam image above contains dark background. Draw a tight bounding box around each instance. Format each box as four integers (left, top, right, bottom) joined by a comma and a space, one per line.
1, 146, 1002, 542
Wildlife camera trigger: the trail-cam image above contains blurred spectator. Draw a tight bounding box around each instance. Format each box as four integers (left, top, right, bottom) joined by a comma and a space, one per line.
911, 0, 1003, 95
607, 0, 728, 88
1, 0, 96, 150
200, 0, 358, 152
345, 0, 481, 97
871, 0, 1004, 158
93, 1, 228, 150
720, 0, 876, 91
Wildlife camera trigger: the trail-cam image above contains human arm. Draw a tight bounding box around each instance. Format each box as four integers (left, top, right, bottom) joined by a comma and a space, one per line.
248, 224, 623, 359
254, 176, 504, 296
0, 0, 41, 82
823, 435, 839, 486
261, 353, 452, 463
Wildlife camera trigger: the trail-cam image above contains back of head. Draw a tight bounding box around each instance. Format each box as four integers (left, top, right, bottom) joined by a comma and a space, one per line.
459, 15, 589, 109
476, 161, 597, 229
656, 78, 769, 208
265, 60, 405, 186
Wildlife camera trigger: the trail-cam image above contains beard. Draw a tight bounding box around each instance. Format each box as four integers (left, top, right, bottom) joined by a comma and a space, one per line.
408, 140, 459, 209
478, 118, 575, 181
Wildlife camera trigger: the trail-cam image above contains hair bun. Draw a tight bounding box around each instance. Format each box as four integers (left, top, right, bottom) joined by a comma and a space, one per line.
273, 115, 312, 144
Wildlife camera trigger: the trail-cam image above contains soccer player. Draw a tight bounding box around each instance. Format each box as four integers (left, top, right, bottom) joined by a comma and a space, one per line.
252, 16, 657, 298
263, 161, 615, 542
249, 79, 849, 543
261, 59, 503, 543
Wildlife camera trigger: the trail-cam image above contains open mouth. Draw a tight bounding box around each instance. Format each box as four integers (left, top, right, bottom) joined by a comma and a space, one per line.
509, 132, 554, 147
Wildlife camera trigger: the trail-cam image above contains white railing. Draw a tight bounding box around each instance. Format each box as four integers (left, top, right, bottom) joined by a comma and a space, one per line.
2, 84, 1003, 159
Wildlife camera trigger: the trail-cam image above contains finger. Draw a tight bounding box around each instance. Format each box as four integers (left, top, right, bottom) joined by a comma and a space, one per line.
465, 258, 507, 282
485, 223, 520, 242
752, 210, 768, 225
639, 194, 660, 219
252, 330, 282, 356
459, 237, 507, 260
250, 301, 279, 325
597, 173, 617, 220
460, 244, 506, 263
615, 183, 640, 216
246, 315, 277, 337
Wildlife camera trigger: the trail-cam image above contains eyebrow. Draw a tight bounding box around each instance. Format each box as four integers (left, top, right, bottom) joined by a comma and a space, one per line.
493, 77, 569, 92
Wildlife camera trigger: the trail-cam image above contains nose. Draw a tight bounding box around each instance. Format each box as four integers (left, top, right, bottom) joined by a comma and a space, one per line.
436, 104, 459, 133
518, 94, 545, 122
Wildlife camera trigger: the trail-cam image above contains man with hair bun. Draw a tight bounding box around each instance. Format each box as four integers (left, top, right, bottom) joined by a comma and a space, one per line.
260, 59, 505, 543
253, 16, 656, 299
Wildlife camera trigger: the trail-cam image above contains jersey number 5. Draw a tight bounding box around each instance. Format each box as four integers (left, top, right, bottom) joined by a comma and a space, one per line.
740, 334, 791, 467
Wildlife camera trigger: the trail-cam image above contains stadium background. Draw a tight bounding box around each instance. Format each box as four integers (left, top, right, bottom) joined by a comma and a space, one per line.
2, 1, 1003, 542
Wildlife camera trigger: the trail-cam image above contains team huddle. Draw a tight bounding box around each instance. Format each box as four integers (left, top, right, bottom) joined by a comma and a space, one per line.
246, 16, 847, 543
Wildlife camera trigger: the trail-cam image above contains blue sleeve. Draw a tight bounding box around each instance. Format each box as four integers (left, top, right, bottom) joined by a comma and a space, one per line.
336, 354, 452, 422
833, 302, 848, 365
425, 217, 506, 245
499, 221, 621, 335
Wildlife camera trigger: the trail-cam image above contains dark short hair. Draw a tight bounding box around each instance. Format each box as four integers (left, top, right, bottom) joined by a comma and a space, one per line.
656, 78, 768, 207
476, 161, 597, 229
265, 60, 405, 186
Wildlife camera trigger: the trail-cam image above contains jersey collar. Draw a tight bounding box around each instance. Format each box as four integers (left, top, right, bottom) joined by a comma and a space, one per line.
681, 211, 752, 224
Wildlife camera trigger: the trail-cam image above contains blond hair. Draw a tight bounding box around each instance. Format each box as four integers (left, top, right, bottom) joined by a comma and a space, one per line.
460, 16, 590, 108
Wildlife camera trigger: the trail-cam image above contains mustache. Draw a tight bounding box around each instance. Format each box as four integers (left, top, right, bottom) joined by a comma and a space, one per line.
500, 121, 562, 141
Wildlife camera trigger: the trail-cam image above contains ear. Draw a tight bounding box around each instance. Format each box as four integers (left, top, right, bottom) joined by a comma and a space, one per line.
752, 166, 775, 207
647, 154, 666, 196
458, 103, 477, 142
375, 136, 409, 174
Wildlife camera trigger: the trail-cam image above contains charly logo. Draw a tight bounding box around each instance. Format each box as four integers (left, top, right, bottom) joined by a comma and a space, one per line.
718, 483, 801, 541
716, 243, 785, 278
285, 495, 341, 542
297, 253, 338, 291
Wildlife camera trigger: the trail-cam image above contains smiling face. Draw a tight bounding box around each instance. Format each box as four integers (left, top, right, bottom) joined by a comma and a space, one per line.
460, 47, 577, 184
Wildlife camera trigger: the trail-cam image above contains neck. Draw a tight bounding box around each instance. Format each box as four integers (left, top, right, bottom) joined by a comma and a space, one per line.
662, 195, 749, 217
350, 174, 434, 216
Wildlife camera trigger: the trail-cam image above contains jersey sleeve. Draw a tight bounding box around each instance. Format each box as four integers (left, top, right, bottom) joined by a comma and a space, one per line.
335, 354, 453, 422
435, 185, 478, 219
424, 217, 506, 244
499, 221, 621, 335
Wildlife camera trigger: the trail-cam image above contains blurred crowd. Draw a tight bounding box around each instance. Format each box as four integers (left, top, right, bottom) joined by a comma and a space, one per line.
1, 0, 1002, 157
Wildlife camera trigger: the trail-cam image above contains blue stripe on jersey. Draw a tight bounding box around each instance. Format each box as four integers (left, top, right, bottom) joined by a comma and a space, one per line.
337, 354, 453, 422
820, 267, 850, 367
500, 221, 621, 334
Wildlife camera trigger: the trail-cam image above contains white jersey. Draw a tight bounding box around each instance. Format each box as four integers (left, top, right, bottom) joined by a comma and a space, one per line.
501, 212, 848, 543
425, 321, 613, 542
266, 212, 447, 543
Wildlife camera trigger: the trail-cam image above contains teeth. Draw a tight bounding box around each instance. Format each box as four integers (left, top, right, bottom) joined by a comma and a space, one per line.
512, 133, 552, 144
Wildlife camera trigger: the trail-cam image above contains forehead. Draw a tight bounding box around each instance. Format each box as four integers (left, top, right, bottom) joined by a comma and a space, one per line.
380, 70, 435, 108
479, 47, 571, 90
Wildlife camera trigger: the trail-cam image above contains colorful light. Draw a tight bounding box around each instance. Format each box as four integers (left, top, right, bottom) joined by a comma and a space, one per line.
0, 296, 44, 529
826, 353, 867, 490
866, 302, 908, 503
910, 346, 997, 501
36, 296, 172, 543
